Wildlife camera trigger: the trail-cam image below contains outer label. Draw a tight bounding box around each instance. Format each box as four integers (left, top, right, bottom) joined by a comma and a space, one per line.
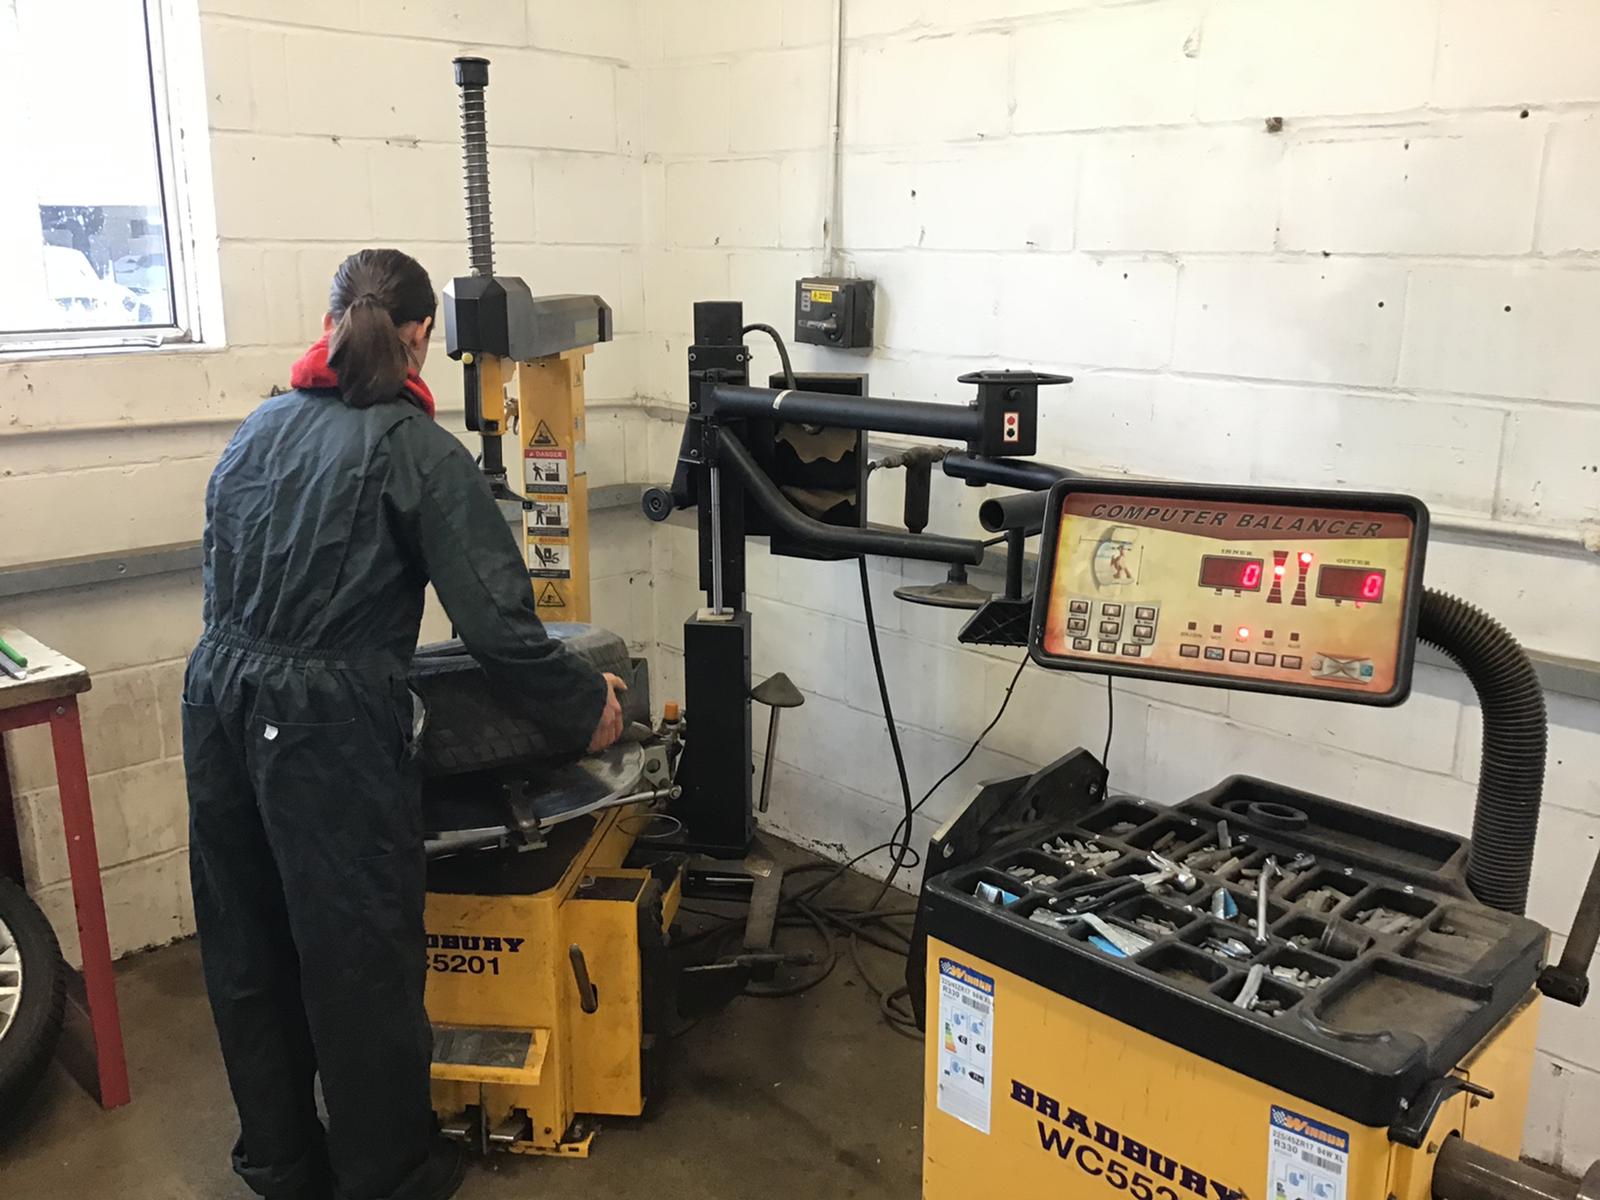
936, 957, 995, 1134
1268, 1106, 1348, 1200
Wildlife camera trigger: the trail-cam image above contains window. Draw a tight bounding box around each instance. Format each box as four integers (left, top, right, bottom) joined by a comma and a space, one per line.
0, 0, 219, 355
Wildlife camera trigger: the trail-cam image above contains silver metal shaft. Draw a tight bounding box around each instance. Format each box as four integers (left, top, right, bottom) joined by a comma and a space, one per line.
709, 465, 726, 613
758, 709, 781, 813
1255, 856, 1276, 945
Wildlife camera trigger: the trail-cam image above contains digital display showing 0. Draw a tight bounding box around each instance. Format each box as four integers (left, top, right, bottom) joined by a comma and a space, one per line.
1198, 555, 1263, 591
1318, 566, 1386, 603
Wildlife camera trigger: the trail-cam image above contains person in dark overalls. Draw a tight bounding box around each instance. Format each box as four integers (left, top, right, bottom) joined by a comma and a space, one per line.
182, 248, 625, 1200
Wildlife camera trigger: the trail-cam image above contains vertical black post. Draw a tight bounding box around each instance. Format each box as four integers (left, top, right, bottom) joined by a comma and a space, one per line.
678, 614, 755, 854
675, 301, 756, 854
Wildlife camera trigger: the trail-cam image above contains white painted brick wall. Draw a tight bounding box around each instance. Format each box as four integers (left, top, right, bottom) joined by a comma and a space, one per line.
846, 32, 1010, 146
1012, 4, 1202, 133
1280, 125, 1544, 256
1173, 259, 1407, 386
644, 64, 732, 156
1195, 0, 1437, 120
1538, 115, 1600, 254
843, 139, 1080, 251
1435, 0, 1600, 109
1399, 266, 1600, 403
1077, 128, 1279, 253
729, 47, 833, 152
633, 0, 1600, 1171
665, 158, 782, 247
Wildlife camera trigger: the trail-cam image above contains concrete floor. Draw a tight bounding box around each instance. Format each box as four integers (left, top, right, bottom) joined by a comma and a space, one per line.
0, 859, 925, 1199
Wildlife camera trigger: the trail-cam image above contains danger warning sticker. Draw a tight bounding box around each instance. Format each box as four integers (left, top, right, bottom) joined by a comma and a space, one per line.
524, 449, 568, 493
537, 581, 565, 608
530, 420, 559, 447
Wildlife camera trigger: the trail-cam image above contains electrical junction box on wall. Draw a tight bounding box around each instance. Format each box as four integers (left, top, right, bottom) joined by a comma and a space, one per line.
794, 277, 874, 349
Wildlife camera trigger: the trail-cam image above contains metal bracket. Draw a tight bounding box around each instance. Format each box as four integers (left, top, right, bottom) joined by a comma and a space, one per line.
1389, 1075, 1494, 1148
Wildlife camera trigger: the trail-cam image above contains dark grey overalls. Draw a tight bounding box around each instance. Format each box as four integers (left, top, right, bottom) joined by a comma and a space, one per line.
182, 387, 604, 1198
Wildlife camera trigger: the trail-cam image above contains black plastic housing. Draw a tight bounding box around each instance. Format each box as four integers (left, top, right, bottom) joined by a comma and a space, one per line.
918, 776, 1546, 1128
1027, 478, 1429, 706
794, 276, 874, 348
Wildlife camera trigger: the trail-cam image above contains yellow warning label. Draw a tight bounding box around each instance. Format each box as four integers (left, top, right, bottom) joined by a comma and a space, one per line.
810, 289, 834, 304
537, 582, 564, 608
531, 420, 558, 447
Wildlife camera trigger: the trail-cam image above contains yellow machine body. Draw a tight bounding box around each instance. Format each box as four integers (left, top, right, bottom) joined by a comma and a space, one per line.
426, 806, 679, 1156
517, 351, 592, 624
922, 936, 1540, 1200
462, 347, 594, 623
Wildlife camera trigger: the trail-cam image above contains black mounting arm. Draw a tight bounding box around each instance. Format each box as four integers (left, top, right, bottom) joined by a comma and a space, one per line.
714, 430, 985, 566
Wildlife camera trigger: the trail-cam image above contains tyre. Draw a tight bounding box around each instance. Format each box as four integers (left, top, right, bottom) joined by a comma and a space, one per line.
0, 873, 66, 1131
410, 623, 650, 776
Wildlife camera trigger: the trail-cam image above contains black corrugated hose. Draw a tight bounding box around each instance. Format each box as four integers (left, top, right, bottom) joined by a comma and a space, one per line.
1418, 588, 1547, 915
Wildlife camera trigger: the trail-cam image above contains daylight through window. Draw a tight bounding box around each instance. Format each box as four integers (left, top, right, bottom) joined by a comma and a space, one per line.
0, 0, 213, 352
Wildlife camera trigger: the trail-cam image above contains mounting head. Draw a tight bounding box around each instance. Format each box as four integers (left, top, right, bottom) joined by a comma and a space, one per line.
958, 369, 1072, 458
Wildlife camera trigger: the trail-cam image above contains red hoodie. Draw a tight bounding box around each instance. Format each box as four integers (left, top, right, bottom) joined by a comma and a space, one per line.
288, 333, 437, 418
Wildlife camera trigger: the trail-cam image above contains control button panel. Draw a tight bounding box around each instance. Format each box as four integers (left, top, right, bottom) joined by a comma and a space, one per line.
1032, 483, 1425, 705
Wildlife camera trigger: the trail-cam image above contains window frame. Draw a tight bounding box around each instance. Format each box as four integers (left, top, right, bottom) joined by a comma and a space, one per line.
0, 0, 223, 359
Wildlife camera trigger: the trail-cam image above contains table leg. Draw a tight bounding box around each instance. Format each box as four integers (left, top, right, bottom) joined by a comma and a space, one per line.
49, 698, 131, 1109
0, 736, 21, 883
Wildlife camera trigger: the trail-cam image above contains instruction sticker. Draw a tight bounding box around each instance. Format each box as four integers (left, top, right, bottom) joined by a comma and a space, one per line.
524, 448, 568, 493
526, 497, 569, 534
527, 538, 571, 579
936, 958, 995, 1135
1268, 1106, 1348, 1200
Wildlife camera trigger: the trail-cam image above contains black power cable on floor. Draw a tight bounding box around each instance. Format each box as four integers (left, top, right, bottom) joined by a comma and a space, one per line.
857, 556, 919, 898
673, 649, 1033, 1037
872, 653, 1029, 907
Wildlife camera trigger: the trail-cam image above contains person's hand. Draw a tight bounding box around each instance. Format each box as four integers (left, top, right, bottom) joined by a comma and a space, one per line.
586, 672, 628, 752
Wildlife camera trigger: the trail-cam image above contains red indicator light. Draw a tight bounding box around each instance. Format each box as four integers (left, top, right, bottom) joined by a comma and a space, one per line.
1299, 552, 1314, 566
1237, 626, 1250, 640
1274, 565, 1285, 578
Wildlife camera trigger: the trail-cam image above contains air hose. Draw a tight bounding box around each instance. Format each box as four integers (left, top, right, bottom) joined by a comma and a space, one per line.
1417, 589, 1547, 915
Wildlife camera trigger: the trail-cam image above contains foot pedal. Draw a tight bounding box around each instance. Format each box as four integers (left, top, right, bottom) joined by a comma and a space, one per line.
430, 1024, 549, 1087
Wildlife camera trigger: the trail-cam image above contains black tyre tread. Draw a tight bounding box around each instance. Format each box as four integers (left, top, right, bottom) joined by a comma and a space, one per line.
0, 874, 67, 1137
410, 624, 648, 776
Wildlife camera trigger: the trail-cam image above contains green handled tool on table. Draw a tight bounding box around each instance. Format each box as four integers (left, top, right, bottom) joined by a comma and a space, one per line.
0, 635, 29, 679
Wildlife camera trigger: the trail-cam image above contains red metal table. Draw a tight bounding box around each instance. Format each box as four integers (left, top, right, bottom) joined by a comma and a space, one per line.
0, 628, 131, 1109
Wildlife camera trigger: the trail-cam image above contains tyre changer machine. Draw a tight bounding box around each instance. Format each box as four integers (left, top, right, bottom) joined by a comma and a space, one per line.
413, 57, 688, 1159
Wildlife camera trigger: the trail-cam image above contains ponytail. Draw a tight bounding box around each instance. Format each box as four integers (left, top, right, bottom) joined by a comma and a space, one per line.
324, 249, 437, 410
328, 295, 410, 410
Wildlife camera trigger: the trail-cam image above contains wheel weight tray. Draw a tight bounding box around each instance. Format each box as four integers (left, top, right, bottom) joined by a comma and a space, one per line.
922, 781, 1547, 1127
